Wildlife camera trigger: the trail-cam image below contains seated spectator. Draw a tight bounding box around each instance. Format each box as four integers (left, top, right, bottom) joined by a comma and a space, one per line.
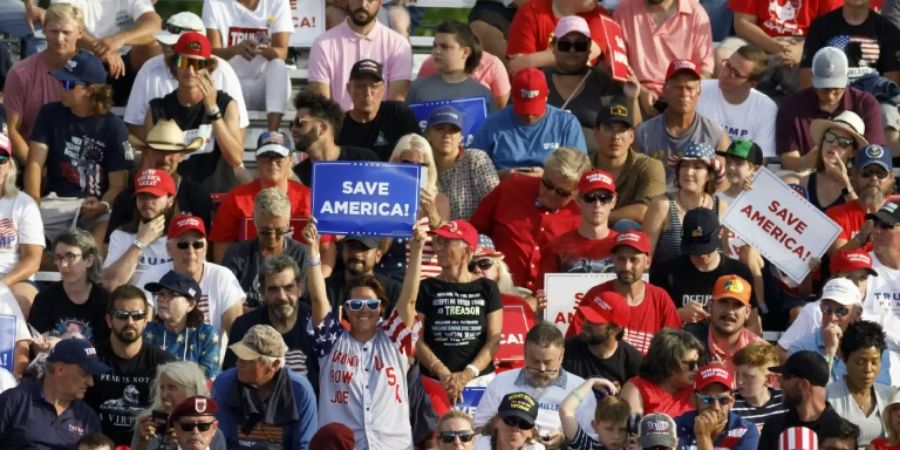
861, 201, 900, 383
827, 145, 894, 253
103, 169, 176, 291
417, 49, 511, 109
309, 0, 412, 110
639, 413, 679, 450
0, 279, 32, 378
826, 320, 891, 446
820, 419, 862, 450
592, 101, 666, 226
131, 361, 226, 450
212, 325, 318, 448
697, 45, 778, 158
470, 147, 591, 291
477, 392, 547, 449
141, 215, 244, 334
468, 0, 521, 67
620, 328, 704, 417
731, 342, 789, 431
435, 410, 476, 449
472, 68, 587, 172
561, 387, 631, 450
506, 0, 608, 74
320, 235, 400, 314
871, 391, 900, 450
169, 396, 221, 450
77, 433, 115, 450
30, 230, 110, 348
336, 59, 420, 161
24, 52, 131, 245
776, 47, 885, 172
202, 0, 292, 132
221, 188, 308, 310
310, 423, 356, 450
673, 363, 760, 450
144, 271, 221, 378
796, 112, 866, 212
145, 32, 249, 193
425, 106, 499, 220
471, 234, 536, 311
634, 61, 729, 184
407, 21, 494, 112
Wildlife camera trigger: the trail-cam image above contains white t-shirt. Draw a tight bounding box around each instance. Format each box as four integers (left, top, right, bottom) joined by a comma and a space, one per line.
123, 54, 250, 128
777, 301, 821, 351
0, 192, 44, 276
696, 79, 777, 157
0, 368, 16, 393
0, 282, 32, 344
103, 229, 171, 290
201, 0, 294, 78
862, 253, 900, 382
51, 0, 155, 51
142, 262, 244, 332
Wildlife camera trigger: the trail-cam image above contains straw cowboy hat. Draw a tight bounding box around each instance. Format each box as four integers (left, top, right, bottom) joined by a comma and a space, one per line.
127, 119, 204, 153
809, 111, 868, 150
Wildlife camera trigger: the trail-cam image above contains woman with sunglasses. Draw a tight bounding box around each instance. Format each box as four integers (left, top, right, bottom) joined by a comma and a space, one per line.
506, 0, 605, 74
479, 392, 545, 450
800, 111, 868, 212
303, 219, 426, 449
438, 410, 477, 450
146, 31, 249, 193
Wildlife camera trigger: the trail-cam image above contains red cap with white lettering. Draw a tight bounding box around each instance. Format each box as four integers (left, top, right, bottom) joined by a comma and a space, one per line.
830, 248, 878, 277
167, 214, 206, 239
511, 68, 549, 117
693, 362, 734, 391
612, 230, 651, 255
429, 219, 478, 250
576, 289, 630, 328
665, 59, 701, 82
133, 169, 176, 198
579, 169, 616, 194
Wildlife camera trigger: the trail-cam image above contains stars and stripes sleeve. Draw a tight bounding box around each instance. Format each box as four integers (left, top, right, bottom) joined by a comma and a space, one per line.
308, 311, 344, 359
380, 311, 421, 357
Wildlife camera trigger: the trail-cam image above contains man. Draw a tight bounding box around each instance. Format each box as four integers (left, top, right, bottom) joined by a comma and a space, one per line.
291, 89, 379, 186
472, 67, 586, 172
324, 236, 401, 313
170, 396, 220, 450
640, 413, 679, 450
472, 323, 597, 449
673, 363, 760, 450
85, 285, 176, 445
212, 324, 318, 449
308, 0, 412, 110
539, 169, 619, 283
0, 338, 107, 448
635, 60, 729, 184
562, 289, 642, 386
817, 418, 861, 450
859, 201, 900, 382
827, 144, 895, 253
696, 45, 778, 158
336, 59, 420, 161
757, 351, 843, 450
593, 101, 666, 226
776, 47, 885, 172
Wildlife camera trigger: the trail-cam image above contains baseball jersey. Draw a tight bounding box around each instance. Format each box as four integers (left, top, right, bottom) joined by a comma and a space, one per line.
201, 0, 294, 78
311, 310, 420, 450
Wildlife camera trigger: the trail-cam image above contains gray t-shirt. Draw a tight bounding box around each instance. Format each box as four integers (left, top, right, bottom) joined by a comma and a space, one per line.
406, 75, 495, 114
634, 112, 725, 184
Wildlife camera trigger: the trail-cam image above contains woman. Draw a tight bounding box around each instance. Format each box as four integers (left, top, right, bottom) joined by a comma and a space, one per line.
506, 0, 606, 73
470, 234, 535, 311
620, 328, 704, 417
827, 320, 892, 449
304, 220, 424, 449
145, 31, 249, 193
870, 390, 900, 450
407, 21, 495, 112
477, 392, 545, 450
801, 111, 867, 212
425, 106, 499, 220
415, 219, 503, 403
132, 361, 226, 450
143, 270, 221, 378
29, 229, 109, 347
438, 410, 477, 450
0, 134, 43, 317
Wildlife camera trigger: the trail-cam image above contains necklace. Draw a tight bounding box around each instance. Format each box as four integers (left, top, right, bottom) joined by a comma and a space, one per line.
677, 191, 707, 211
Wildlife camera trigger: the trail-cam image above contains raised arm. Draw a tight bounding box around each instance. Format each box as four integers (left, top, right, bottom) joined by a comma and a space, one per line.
302, 221, 331, 327
560, 378, 618, 441
398, 225, 426, 328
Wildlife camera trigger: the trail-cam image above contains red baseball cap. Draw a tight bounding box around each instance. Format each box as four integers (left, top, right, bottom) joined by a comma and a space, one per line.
579, 170, 616, 195
693, 363, 734, 391
665, 59, 701, 82
429, 219, 478, 249
511, 68, 549, 117
611, 230, 651, 254
174, 31, 211, 59
133, 169, 176, 198
830, 248, 878, 276
576, 289, 630, 328
168, 214, 206, 239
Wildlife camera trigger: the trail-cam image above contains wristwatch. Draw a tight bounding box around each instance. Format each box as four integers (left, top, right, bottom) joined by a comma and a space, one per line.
132, 240, 147, 251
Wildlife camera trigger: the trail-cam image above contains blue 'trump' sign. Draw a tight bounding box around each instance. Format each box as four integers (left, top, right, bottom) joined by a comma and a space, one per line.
408, 97, 488, 148
312, 162, 421, 237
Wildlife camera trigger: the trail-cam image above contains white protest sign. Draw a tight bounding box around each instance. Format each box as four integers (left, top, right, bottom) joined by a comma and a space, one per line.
289, 0, 325, 47
721, 168, 841, 284
544, 273, 616, 335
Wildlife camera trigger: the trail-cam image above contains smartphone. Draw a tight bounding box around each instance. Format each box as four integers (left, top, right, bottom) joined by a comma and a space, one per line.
627, 413, 642, 436
151, 410, 170, 435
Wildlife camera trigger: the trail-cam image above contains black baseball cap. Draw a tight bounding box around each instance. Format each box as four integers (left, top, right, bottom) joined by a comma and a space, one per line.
681, 207, 720, 255
718, 139, 763, 166
595, 100, 633, 128
498, 392, 538, 427
349, 59, 383, 82
771, 351, 830, 387
145, 270, 202, 300
344, 236, 380, 249
866, 201, 900, 226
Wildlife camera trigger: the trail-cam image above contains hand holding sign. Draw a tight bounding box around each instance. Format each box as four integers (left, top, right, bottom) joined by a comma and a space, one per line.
301, 220, 320, 257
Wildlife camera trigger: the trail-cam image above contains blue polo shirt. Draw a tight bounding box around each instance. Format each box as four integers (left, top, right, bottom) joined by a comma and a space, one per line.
673, 410, 759, 450
0, 380, 102, 449
471, 105, 587, 169
787, 331, 892, 385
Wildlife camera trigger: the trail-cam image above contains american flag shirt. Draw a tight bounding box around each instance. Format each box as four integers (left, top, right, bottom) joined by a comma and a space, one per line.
802, 8, 900, 80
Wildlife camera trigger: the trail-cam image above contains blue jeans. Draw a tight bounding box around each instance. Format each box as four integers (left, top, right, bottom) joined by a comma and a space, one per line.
0, 1, 46, 57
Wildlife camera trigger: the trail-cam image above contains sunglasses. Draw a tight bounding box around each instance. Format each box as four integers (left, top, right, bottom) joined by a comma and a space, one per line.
823, 131, 855, 148
165, 23, 192, 35
502, 416, 535, 430
696, 393, 733, 406
541, 178, 574, 197
861, 167, 890, 179
400, 159, 426, 166
438, 430, 475, 443
176, 240, 205, 250
344, 298, 381, 311
682, 359, 699, 371
820, 303, 850, 318
178, 421, 215, 432
110, 310, 147, 321
875, 220, 899, 230
175, 55, 209, 71
60, 80, 85, 90
581, 192, 614, 204
556, 39, 590, 53
257, 227, 293, 238
468, 258, 494, 273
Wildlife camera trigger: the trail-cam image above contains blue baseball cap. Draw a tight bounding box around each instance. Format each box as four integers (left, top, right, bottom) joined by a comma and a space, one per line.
47, 338, 110, 375
50, 52, 108, 85
426, 106, 463, 131
256, 131, 291, 158
855, 144, 893, 172
145, 270, 202, 300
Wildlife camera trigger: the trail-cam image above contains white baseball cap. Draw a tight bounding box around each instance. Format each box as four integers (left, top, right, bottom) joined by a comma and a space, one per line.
820, 277, 862, 306
154, 12, 206, 46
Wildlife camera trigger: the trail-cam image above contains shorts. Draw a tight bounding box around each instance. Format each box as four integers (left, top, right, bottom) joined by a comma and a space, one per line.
40, 193, 110, 243
468, 1, 518, 38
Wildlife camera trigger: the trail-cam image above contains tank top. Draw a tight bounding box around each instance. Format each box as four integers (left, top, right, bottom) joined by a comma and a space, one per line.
807, 172, 846, 212
630, 376, 694, 418
654, 193, 720, 264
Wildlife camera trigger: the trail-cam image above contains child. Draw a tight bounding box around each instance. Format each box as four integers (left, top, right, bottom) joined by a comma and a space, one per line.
731, 342, 789, 431
560, 378, 630, 450
869, 389, 900, 450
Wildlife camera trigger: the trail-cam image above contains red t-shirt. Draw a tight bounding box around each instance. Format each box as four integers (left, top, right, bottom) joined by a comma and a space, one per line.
538, 228, 618, 289
470, 175, 581, 291
629, 375, 694, 417
871, 438, 900, 450
208, 180, 311, 242
825, 200, 873, 251
728, 0, 842, 37
507, 0, 609, 59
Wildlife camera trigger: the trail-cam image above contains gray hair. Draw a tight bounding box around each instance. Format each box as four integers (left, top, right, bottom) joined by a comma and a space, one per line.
135, 361, 209, 427
253, 187, 291, 220
54, 228, 103, 284
257, 254, 302, 289
1, 158, 19, 198
544, 147, 591, 181
260, 354, 286, 367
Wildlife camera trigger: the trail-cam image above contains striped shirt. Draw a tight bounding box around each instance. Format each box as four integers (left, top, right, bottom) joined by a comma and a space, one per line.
731, 388, 789, 432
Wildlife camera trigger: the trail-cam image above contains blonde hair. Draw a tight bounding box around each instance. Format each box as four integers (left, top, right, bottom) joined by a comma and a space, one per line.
254, 187, 291, 219
544, 147, 591, 182
733, 341, 779, 369
1, 158, 18, 198
595, 395, 631, 424
438, 410, 474, 431
43, 3, 85, 29
389, 134, 440, 193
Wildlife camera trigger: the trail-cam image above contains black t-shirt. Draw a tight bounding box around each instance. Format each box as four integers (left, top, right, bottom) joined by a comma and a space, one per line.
650, 253, 756, 309
562, 336, 642, 386
104, 175, 213, 242
415, 277, 502, 375
293, 145, 381, 186
544, 68, 624, 131
337, 101, 421, 161
801, 8, 900, 77
28, 282, 110, 344
149, 91, 233, 185
758, 405, 843, 450
220, 238, 308, 308
30, 102, 132, 198
84, 342, 176, 446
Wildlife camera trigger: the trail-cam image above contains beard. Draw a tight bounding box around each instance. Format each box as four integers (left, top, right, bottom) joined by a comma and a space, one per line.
349, 7, 377, 27
782, 385, 802, 408
859, 184, 885, 209
581, 333, 610, 346
270, 298, 297, 320
294, 127, 319, 153
114, 325, 141, 344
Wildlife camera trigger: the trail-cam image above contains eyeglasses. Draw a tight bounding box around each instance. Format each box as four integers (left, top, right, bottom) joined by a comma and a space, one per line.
400, 159, 426, 166
438, 430, 475, 443
178, 421, 215, 432
722, 59, 750, 79
176, 240, 205, 250
541, 178, 574, 197
165, 23, 192, 35
110, 310, 147, 321
823, 130, 855, 149
257, 227, 293, 238
861, 167, 890, 179
502, 416, 535, 430
60, 80, 85, 90
292, 116, 314, 128
468, 258, 494, 273
696, 393, 733, 406
344, 298, 381, 311
175, 55, 209, 71
875, 220, 899, 230
820, 303, 851, 318
581, 192, 615, 204
556, 39, 590, 53
53, 252, 83, 264
682, 359, 699, 371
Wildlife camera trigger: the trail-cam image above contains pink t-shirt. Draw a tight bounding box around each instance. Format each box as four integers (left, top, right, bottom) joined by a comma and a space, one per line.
613, 0, 714, 95
308, 19, 413, 111
3, 53, 61, 140
416, 51, 511, 100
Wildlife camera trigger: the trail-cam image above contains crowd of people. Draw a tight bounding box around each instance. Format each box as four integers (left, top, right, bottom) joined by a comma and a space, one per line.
0, 0, 898, 448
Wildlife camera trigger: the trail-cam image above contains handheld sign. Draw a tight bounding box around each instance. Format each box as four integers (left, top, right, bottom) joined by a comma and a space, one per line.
544, 273, 617, 335
0, 315, 14, 373
599, 16, 630, 83
312, 162, 421, 237
408, 97, 488, 148
289, 0, 324, 47
721, 168, 841, 284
